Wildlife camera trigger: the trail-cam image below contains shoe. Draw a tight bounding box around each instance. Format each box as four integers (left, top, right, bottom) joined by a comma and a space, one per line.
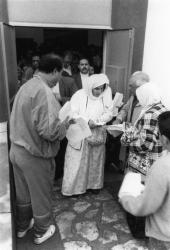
34, 225, 56, 244
88, 189, 100, 194
17, 218, 34, 238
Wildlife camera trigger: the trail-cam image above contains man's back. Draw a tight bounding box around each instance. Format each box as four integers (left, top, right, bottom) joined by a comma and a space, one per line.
145, 151, 170, 240
10, 77, 61, 158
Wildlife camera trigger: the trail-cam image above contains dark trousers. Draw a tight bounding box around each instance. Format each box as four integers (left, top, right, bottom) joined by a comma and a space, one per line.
105, 133, 121, 169
55, 137, 67, 180
10, 143, 55, 234
126, 212, 146, 239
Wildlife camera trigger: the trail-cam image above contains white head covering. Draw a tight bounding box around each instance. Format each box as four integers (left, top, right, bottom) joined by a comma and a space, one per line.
87, 73, 109, 100
136, 82, 161, 108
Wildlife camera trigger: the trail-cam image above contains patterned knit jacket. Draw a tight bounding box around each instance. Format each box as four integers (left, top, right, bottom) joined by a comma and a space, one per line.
121, 102, 167, 175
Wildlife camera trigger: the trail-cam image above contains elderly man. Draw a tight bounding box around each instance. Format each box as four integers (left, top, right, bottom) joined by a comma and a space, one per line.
115, 71, 150, 125
108, 71, 150, 171
10, 53, 70, 244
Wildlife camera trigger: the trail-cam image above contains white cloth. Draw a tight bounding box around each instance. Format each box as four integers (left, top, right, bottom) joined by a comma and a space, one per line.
135, 82, 162, 125
62, 73, 113, 196
71, 74, 113, 124
71, 89, 113, 125
136, 82, 161, 108
63, 67, 72, 76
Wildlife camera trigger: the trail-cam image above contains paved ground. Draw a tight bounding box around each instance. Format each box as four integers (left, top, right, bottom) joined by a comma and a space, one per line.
0, 123, 160, 249
16, 169, 149, 250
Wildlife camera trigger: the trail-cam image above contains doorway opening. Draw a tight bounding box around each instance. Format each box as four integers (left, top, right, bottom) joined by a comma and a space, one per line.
15, 27, 104, 75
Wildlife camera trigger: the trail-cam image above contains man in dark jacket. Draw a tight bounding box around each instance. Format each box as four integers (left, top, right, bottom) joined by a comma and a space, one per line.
52, 75, 78, 180
73, 57, 90, 89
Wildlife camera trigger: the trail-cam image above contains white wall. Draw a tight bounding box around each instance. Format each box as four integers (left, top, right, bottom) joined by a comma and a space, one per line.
7, 0, 112, 29
143, 0, 170, 109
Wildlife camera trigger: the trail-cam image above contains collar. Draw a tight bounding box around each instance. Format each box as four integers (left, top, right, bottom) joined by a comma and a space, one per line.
80, 73, 89, 78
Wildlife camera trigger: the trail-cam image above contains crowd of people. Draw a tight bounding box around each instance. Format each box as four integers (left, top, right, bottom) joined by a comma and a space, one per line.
10, 50, 170, 249
16, 45, 102, 89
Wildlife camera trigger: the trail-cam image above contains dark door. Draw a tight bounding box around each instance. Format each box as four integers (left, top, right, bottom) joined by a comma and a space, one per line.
0, 23, 17, 121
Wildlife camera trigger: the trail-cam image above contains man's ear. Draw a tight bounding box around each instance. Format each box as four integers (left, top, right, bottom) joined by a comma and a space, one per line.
52, 68, 57, 74
136, 79, 142, 87
162, 135, 169, 147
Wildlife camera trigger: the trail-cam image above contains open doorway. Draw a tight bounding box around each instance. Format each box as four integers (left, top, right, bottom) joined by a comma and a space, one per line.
15, 26, 134, 100
15, 27, 104, 77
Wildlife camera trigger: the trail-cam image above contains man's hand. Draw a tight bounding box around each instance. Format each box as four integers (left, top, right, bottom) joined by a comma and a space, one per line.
63, 116, 71, 130
88, 119, 96, 129
57, 116, 70, 140
68, 118, 76, 125
116, 101, 124, 109
112, 118, 122, 125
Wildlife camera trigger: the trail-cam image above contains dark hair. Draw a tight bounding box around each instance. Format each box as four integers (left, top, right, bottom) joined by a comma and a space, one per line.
39, 53, 63, 73
79, 55, 89, 63
158, 111, 170, 140
32, 53, 40, 59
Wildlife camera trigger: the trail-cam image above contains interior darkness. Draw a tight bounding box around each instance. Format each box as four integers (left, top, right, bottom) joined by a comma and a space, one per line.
16, 28, 103, 67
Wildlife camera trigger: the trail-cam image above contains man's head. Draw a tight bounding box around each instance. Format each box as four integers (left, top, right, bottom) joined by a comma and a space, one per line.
128, 71, 150, 96
89, 73, 109, 98
63, 51, 73, 70
39, 53, 63, 88
32, 55, 40, 70
78, 57, 90, 75
17, 66, 22, 81
89, 65, 95, 76
158, 111, 170, 150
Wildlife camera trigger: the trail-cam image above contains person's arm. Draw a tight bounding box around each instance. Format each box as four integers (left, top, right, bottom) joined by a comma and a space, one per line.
114, 98, 131, 124
119, 160, 168, 216
32, 88, 68, 141
121, 112, 159, 154
70, 90, 81, 115
21, 67, 34, 84
97, 87, 114, 124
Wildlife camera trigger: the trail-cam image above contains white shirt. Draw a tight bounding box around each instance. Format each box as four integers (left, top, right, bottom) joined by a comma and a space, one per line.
80, 73, 89, 89
63, 67, 72, 76
52, 82, 61, 97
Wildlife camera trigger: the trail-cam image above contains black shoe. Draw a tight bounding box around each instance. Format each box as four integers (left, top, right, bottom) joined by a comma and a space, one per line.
88, 189, 100, 195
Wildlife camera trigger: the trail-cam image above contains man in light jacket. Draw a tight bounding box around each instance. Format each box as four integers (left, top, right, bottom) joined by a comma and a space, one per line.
10, 53, 69, 245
